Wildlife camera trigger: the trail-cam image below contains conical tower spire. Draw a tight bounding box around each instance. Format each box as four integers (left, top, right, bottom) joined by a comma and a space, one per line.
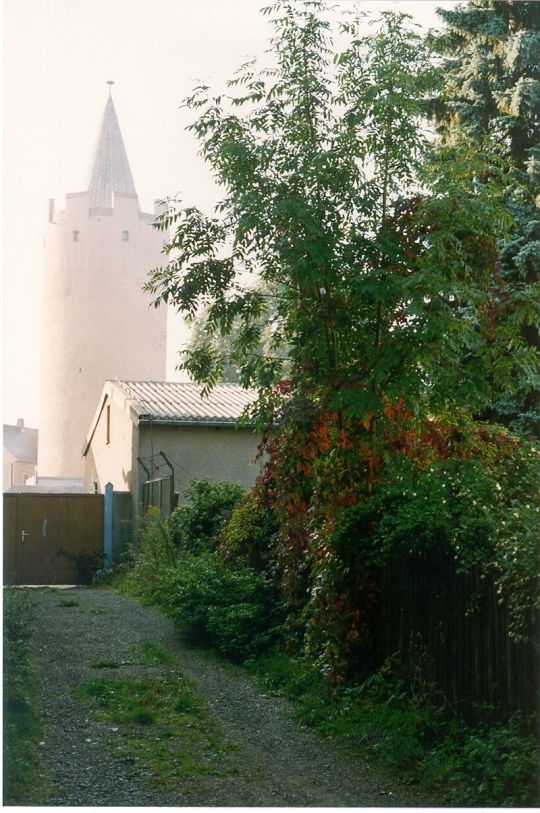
88, 83, 137, 209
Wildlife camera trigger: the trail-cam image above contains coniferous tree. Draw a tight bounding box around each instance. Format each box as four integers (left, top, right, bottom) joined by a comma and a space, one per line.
432, 0, 540, 435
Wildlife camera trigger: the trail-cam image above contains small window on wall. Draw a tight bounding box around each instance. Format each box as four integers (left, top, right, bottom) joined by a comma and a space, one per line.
73, 230, 80, 242
106, 405, 111, 444
122, 230, 129, 242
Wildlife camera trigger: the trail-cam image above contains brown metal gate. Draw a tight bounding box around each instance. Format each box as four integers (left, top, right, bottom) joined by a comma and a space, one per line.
3, 494, 104, 585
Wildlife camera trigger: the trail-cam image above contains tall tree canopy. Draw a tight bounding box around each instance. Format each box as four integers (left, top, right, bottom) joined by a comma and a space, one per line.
431, 0, 540, 435
147, 1, 510, 429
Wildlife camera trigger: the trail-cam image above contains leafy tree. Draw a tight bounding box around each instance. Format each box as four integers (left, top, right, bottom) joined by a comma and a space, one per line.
146, 2, 509, 426
185, 281, 288, 384
431, 0, 540, 435
186, 310, 244, 384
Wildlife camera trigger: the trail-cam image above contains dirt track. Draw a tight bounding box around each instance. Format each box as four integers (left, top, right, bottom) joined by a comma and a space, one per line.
29, 587, 431, 807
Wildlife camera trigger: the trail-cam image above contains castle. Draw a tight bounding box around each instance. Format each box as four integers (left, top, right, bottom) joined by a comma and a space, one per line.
37, 84, 167, 479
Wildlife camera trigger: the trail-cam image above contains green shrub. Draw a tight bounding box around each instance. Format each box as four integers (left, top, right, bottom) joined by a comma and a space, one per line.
422, 714, 538, 806
120, 485, 282, 661
169, 480, 246, 554
59, 548, 103, 584
219, 492, 277, 570
159, 551, 282, 661
489, 442, 540, 638
121, 507, 177, 602
335, 664, 539, 806
376, 457, 495, 567
246, 652, 325, 700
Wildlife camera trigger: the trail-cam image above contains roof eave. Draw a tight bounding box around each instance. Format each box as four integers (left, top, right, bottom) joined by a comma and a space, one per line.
138, 417, 254, 429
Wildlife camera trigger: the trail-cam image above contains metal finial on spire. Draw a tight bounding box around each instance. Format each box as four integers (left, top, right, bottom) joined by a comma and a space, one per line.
107, 80, 114, 95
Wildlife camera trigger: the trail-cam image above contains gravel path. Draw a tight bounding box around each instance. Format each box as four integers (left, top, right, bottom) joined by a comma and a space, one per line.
29, 587, 432, 807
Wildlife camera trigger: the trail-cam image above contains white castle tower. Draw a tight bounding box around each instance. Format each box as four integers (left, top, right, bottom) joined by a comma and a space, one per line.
37, 84, 167, 478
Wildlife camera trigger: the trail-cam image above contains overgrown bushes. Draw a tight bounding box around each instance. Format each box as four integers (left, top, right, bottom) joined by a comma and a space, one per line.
121, 506, 177, 603
169, 480, 246, 554
120, 470, 538, 805
158, 551, 282, 660
243, 404, 540, 707
121, 481, 283, 661
422, 713, 538, 807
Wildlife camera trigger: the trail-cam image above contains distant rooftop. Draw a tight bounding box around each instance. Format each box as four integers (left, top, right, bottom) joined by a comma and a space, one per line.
5, 477, 85, 495
88, 87, 137, 209
117, 381, 257, 425
4, 421, 38, 463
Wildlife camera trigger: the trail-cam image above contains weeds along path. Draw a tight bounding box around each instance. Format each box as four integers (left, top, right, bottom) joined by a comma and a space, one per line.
30, 587, 427, 806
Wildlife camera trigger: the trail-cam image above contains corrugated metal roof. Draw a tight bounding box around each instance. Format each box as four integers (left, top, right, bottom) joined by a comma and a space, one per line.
3, 424, 38, 462
117, 381, 257, 425
6, 477, 86, 494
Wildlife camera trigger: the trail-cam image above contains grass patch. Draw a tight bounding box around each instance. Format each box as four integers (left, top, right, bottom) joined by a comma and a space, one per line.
132, 640, 175, 666
90, 660, 121, 669
3, 589, 44, 805
244, 650, 538, 807
58, 596, 79, 608
76, 649, 241, 788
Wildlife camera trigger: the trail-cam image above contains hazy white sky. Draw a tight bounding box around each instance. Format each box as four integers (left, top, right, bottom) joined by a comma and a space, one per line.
3, 0, 455, 427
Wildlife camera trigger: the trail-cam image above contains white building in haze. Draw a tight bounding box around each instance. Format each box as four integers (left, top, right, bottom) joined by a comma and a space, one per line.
38, 84, 167, 479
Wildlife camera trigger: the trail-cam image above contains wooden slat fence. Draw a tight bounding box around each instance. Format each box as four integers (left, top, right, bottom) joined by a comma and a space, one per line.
374, 553, 538, 723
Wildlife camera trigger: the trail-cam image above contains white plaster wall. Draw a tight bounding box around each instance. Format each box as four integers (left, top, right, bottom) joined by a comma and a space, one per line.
3, 450, 37, 488
83, 392, 139, 495
85, 413, 260, 514
38, 193, 167, 477
138, 423, 260, 508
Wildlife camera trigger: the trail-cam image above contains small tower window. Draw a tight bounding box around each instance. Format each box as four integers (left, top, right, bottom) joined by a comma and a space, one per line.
122, 230, 129, 242
73, 230, 80, 242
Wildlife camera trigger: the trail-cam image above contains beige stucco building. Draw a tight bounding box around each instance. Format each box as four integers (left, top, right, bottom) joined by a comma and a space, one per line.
38, 86, 167, 479
83, 380, 259, 515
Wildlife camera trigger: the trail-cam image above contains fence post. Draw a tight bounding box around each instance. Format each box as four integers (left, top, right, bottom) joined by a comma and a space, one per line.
104, 483, 113, 569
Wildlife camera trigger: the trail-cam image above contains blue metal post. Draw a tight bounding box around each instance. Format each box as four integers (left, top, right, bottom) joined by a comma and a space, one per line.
104, 482, 113, 569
